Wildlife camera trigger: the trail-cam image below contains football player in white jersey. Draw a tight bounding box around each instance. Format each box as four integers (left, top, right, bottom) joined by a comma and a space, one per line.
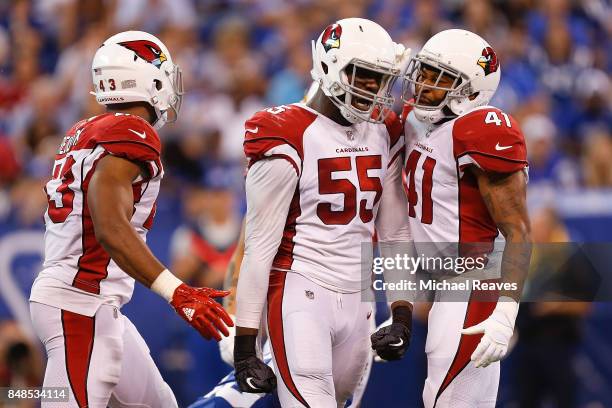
372, 29, 532, 407
188, 220, 373, 408
233, 18, 414, 407
29, 31, 233, 408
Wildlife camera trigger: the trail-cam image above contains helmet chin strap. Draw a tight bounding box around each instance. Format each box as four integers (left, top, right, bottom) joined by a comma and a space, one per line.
340, 92, 365, 123
152, 111, 167, 130
147, 83, 168, 130
340, 105, 363, 124
323, 85, 365, 124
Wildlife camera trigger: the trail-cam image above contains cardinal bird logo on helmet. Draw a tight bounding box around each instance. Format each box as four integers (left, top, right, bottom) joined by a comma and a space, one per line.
321, 24, 342, 52
118, 40, 167, 69
477, 47, 499, 75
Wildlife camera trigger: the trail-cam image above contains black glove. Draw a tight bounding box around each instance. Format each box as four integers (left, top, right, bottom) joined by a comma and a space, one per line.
371, 305, 412, 361
234, 335, 277, 393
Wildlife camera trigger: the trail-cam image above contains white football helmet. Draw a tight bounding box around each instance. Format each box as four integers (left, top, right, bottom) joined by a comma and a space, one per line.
91, 31, 184, 129
403, 29, 501, 124
311, 18, 410, 124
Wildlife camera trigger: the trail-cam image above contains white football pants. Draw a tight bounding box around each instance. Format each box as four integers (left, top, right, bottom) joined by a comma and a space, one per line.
30, 301, 177, 408
266, 271, 373, 408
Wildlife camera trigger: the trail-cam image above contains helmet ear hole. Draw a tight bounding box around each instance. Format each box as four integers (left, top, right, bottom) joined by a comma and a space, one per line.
321, 62, 328, 74
133, 54, 138, 61
154, 80, 162, 90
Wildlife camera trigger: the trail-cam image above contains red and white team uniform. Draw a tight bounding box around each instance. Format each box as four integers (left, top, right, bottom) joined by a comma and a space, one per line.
403, 106, 528, 407
33, 113, 161, 312
236, 102, 409, 407
29, 112, 176, 408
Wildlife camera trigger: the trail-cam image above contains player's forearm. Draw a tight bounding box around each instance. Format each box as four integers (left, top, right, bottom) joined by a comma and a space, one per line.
476, 169, 532, 302
223, 220, 246, 312
234, 248, 274, 329
234, 276, 268, 329
493, 181, 532, 302
95, 219, 166, 288
499, 222, 532, 302
88, 155, 169, 290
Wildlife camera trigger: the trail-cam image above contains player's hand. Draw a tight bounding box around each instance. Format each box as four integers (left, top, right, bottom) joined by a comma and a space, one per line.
461, 297, 519, 368
218, 314, 236, 366
234, 334, 276, 393
170, 283, 234, 341
235, 355, 276, 393
372, 316, 392, 363
371, 305, 412, 361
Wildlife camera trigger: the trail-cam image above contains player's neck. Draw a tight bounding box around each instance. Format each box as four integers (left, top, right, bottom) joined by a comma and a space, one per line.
306, 89, 353, 127
106, 103, 155, 125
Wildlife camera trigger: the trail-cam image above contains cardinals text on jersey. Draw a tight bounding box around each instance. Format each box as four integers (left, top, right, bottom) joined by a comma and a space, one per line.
244, 103, 404, 292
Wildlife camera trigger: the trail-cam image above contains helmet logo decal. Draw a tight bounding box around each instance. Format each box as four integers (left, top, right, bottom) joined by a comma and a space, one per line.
477, 47, 499, 75
321, 24, 342, 52
118, 40, 167, 68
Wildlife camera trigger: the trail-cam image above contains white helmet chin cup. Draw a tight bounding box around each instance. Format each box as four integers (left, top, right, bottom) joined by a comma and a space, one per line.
91, 30, 184, 129
402, 29, 501, 124
311, 18, 411, 123
448, 89, 494, 116
413, 106, 446, 124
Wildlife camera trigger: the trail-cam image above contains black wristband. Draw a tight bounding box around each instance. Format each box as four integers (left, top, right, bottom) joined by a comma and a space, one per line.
234, 334, 257, 362
392, 305, 413, 331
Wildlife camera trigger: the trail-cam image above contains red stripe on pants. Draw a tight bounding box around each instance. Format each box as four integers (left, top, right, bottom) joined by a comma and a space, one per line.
61, 310, 95, 408
267, 271, 310, 408
434, 291, 496, 405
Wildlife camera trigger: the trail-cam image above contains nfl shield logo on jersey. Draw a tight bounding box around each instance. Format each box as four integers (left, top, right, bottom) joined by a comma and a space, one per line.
305, 290, 315, 300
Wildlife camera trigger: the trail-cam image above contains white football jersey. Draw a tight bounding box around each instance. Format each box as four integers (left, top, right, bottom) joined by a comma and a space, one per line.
403, 105, 528, 245
30, 113, 163, 315
244, 103, 405, 292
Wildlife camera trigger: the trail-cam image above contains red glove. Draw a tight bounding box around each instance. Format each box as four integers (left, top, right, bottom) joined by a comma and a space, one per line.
170, 283, 234, 341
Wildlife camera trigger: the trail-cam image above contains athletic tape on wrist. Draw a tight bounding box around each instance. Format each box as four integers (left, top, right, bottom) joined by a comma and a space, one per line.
151, 269, 183, 302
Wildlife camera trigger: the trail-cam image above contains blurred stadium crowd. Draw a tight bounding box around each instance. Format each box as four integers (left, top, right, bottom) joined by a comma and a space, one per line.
0, 0, 610, 406
0, 0, 611, 231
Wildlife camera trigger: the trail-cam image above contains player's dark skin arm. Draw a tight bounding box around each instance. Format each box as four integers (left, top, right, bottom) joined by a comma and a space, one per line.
474, 168, 532, 302
88, 154, 166, 288
391, 301, 413, 312
236, 326, 257, 337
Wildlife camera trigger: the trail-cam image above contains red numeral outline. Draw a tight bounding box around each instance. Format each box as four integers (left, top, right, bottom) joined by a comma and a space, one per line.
317, 157, 355, 225
317, 155, 383, 225
404, 150, 437, 224
356, 155, 383, 223
47, 156, 76, 223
